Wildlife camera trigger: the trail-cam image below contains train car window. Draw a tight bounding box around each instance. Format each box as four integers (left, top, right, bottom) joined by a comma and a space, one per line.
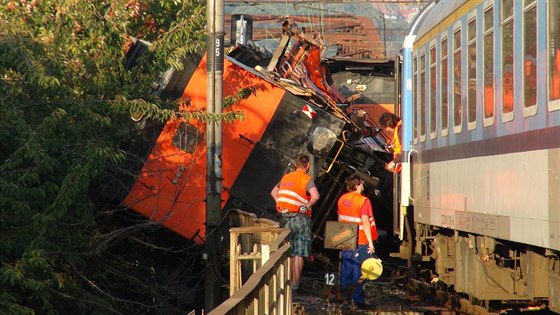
430, 44, 437, 139
172, 122, 203, 153
413, 56, 418, 144
503, 0, 514, 19
483, 4, 495, 126
502, 0, 514, 121
467, 16, 477, 129
523, 0, 537, 116
441, 36, 449, 136
548, 0, 560, 110
420, 53, 426, 142
453, 26, 462, 133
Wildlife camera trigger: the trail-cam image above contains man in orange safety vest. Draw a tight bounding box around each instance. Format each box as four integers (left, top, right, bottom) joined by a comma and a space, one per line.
271, 154, 320, 294
337, 174, 378, 308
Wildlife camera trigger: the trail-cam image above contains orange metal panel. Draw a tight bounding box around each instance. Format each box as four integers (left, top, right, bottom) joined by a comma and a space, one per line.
124, 54, 286, 244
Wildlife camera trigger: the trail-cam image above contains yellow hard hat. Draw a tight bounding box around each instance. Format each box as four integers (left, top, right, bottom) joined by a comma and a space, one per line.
361, 257, 383, 280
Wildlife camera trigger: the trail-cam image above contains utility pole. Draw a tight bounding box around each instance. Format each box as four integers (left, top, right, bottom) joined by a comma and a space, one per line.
206, 0, 224, 312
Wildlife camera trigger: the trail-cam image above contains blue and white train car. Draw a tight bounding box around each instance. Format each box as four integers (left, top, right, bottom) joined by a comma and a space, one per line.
398, 0, 559, 311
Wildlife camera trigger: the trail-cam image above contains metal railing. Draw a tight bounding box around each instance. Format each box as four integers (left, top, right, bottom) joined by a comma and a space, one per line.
209, 226, 292, 315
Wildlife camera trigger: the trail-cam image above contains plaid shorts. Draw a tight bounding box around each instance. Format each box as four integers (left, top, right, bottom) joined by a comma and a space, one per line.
282, 213, 312, 258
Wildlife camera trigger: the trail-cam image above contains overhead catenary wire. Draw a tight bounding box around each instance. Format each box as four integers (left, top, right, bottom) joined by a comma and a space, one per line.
224, 1, 423, 59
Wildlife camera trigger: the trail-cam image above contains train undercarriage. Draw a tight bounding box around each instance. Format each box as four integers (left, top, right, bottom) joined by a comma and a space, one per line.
405, 222, 560, 312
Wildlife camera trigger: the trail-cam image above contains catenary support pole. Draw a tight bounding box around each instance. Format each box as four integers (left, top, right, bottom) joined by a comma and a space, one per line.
206, 0, 224, 311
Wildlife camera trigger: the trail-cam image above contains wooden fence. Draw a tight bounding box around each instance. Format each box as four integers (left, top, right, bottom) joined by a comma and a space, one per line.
208, 211, 293, 315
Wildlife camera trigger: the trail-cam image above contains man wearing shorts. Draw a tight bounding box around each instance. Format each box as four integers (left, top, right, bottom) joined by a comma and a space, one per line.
271, 154, 320, 293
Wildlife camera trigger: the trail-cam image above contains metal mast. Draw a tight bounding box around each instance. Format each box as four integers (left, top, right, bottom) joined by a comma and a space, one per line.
205, 0, 224, 311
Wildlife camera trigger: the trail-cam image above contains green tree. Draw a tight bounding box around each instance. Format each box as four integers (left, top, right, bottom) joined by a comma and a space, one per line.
0, 1, 211, 314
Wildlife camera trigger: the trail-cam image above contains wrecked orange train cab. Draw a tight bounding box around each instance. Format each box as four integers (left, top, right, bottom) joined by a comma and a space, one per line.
112, 32, 396, 246
123, 50, 346, 244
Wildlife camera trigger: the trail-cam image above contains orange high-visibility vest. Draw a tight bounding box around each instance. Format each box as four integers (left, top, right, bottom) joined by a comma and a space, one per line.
337, 191, 378, 245
276, 170, 311, 214
393, 120, 402, 156
552, 49, 560, 101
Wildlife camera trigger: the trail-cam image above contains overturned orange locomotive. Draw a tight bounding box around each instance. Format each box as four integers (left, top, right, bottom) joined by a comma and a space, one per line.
114, 34, 396, 246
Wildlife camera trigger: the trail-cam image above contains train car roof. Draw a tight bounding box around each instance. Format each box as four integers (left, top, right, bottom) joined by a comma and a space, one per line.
414, 0, 469, 43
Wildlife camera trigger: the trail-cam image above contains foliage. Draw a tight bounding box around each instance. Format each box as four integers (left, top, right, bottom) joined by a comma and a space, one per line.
0, 0, 222, 313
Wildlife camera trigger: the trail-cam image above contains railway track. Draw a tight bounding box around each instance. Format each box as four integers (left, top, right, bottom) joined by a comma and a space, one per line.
291, 257, 556, 315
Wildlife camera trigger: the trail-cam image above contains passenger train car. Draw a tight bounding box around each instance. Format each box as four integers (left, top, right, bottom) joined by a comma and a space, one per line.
397, 0, 559, 311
